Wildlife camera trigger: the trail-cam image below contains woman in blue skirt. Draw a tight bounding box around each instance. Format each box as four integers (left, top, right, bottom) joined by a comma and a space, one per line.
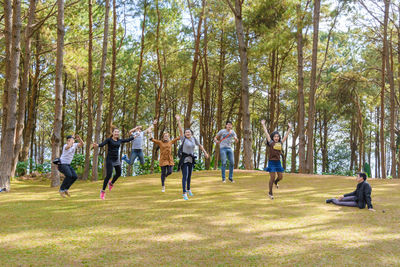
261, 120, 292, 199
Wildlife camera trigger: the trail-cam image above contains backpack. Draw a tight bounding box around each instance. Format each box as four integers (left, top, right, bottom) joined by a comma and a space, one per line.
178, 138, 186, 158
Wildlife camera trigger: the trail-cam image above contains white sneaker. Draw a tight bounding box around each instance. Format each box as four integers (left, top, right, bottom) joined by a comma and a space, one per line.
162, 186, 165, 192
268, 193, 274, 200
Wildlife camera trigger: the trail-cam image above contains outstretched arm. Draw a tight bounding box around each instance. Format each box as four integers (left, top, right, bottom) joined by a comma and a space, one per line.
213, 133, 221, 144
261, 120, 271, 143
199, 144, 209, 159
128, 126, 140, 136
281, 123, 293, 143
176, 115, 183, 137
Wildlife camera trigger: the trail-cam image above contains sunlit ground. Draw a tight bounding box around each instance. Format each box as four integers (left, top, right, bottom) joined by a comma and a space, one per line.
1, 171, 399, 266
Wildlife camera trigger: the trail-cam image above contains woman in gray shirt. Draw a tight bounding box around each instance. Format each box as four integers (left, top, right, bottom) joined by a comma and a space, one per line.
176, 115, 209, 201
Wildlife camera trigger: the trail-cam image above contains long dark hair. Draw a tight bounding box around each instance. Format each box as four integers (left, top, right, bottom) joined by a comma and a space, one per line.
110, 126, 119, 138
269, 131, 281, 145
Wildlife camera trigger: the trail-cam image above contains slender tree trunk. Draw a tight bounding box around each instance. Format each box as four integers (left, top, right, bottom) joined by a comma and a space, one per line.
387, 27, 397, 178
305, 0, 320, 174
0, 0, 22, 190
1, 0, 12, 152
296, 3, 306, 173
380, 0, 389, 178
92, 0, 110, 181
151, 0, 163, 173
133, 0, 147, 126
185, 0, 204, 129
21, 32, 41, 162
83, 0, 94, 180
227, 0, 253, 169
51, 0, 65, 187
376, 107, 380, 178
214, 26, 226, 170
106, 0, 117, 137
234, 89, 242, 168
61, 72, 67, 147
11, 0, 37, 177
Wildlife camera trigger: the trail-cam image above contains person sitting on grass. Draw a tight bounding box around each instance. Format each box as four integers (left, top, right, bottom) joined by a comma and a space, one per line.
326, 172, 375, 211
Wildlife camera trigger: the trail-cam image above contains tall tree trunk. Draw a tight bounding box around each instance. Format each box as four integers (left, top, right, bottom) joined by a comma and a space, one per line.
296, 3, 306, 173
133, 0, 147, 126
21, 32, 41, 162
1, 0, 12, 152
51, 0, 65, 187
61, 72, 67, 147
185, 0, 204, 129
387, 25, 397, 177
151, 0, 163, 173
380, 0, 389, 178
11, 0, 37, 177
92, 0, 111, 181
234, 89, 242, 168
83, 0, 94, 180
214, 26, 226, 170
106, 0, 117, 137
226, 0, 254, 169
375, 107, 380, 178
305, 0, 320, 174
0, 0, 22, 190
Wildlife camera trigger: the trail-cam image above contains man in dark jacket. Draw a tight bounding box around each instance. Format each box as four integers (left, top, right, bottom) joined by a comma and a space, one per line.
326, 173, 375, 211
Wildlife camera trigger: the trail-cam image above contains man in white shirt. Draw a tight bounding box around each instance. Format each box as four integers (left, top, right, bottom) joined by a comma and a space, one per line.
58, 135, 84, 197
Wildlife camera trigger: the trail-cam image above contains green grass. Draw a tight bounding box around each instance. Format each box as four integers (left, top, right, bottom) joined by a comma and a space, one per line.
1, 171, 399, 266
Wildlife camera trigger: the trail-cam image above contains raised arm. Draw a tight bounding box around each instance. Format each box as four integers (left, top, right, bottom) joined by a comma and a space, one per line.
75, 134, 85, 148
144, 119, 157, 134
93, 138, 109, 148
121, 135, 136, 143
176, 115, 183, 137
281, 123, 293, 143
261, 120, 271, 143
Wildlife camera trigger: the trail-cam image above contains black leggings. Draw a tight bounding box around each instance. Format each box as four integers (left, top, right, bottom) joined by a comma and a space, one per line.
161, 165, 173, 186
102, 158, 122, 191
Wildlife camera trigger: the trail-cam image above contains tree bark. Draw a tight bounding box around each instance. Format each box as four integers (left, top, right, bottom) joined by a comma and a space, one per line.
51, 0, 65, 187
133, 0, 148, 126
387, 19, 396, 177
92, 0, 110, 181
296, 3, 306, 173
83, 0, 94, 180
11, 0, 37, 177
0, 0, 22, 190
1, 0, 13, 152
106, 0, 117, 137
184, 0, 204, 129
226, 0, 253, 169
380, 0, 389, 178
151, 0, 163, 173
214, 26, 226, 170
305, 0, 320, 174
21, 32, 41, 162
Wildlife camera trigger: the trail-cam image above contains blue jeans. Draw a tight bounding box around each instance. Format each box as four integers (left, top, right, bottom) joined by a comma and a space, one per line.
220, 147, 234, 181
123, 149, 145, 165
332, 196, 358, 207
181, 163, 193, 193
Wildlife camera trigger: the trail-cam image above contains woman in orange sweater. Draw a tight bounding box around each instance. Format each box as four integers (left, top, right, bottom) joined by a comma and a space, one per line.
150, 131, 180, 192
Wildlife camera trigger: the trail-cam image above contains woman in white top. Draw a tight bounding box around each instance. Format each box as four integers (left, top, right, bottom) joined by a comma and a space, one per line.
58, 134, 84, 197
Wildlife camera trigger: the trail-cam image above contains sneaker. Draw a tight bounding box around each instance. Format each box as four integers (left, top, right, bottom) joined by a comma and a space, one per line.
222, 180, 226, 183
100, 190, 106, 200
183, 194, 189, 201
108, 181, 114, 191
59, 191, 66, 198
64, 190, 71, 197
188, 190, 194, 197
229, 179, 235, 183
122, 154, 128, 161
268, 193, 274, 200
162, 186, 165, 192
326, 199, 333, 204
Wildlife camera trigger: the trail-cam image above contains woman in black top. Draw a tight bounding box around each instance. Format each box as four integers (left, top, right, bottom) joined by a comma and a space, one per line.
93, 127, 135, 200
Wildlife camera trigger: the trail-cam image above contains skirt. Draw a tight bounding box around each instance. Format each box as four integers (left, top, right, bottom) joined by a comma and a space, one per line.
265, 160, 284, 173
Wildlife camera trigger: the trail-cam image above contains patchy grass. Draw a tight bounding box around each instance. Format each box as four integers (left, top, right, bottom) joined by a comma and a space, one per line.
1, 171, 399, 266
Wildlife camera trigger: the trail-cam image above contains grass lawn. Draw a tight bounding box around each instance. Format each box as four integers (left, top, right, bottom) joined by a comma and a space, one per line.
0, 170, 399, 266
